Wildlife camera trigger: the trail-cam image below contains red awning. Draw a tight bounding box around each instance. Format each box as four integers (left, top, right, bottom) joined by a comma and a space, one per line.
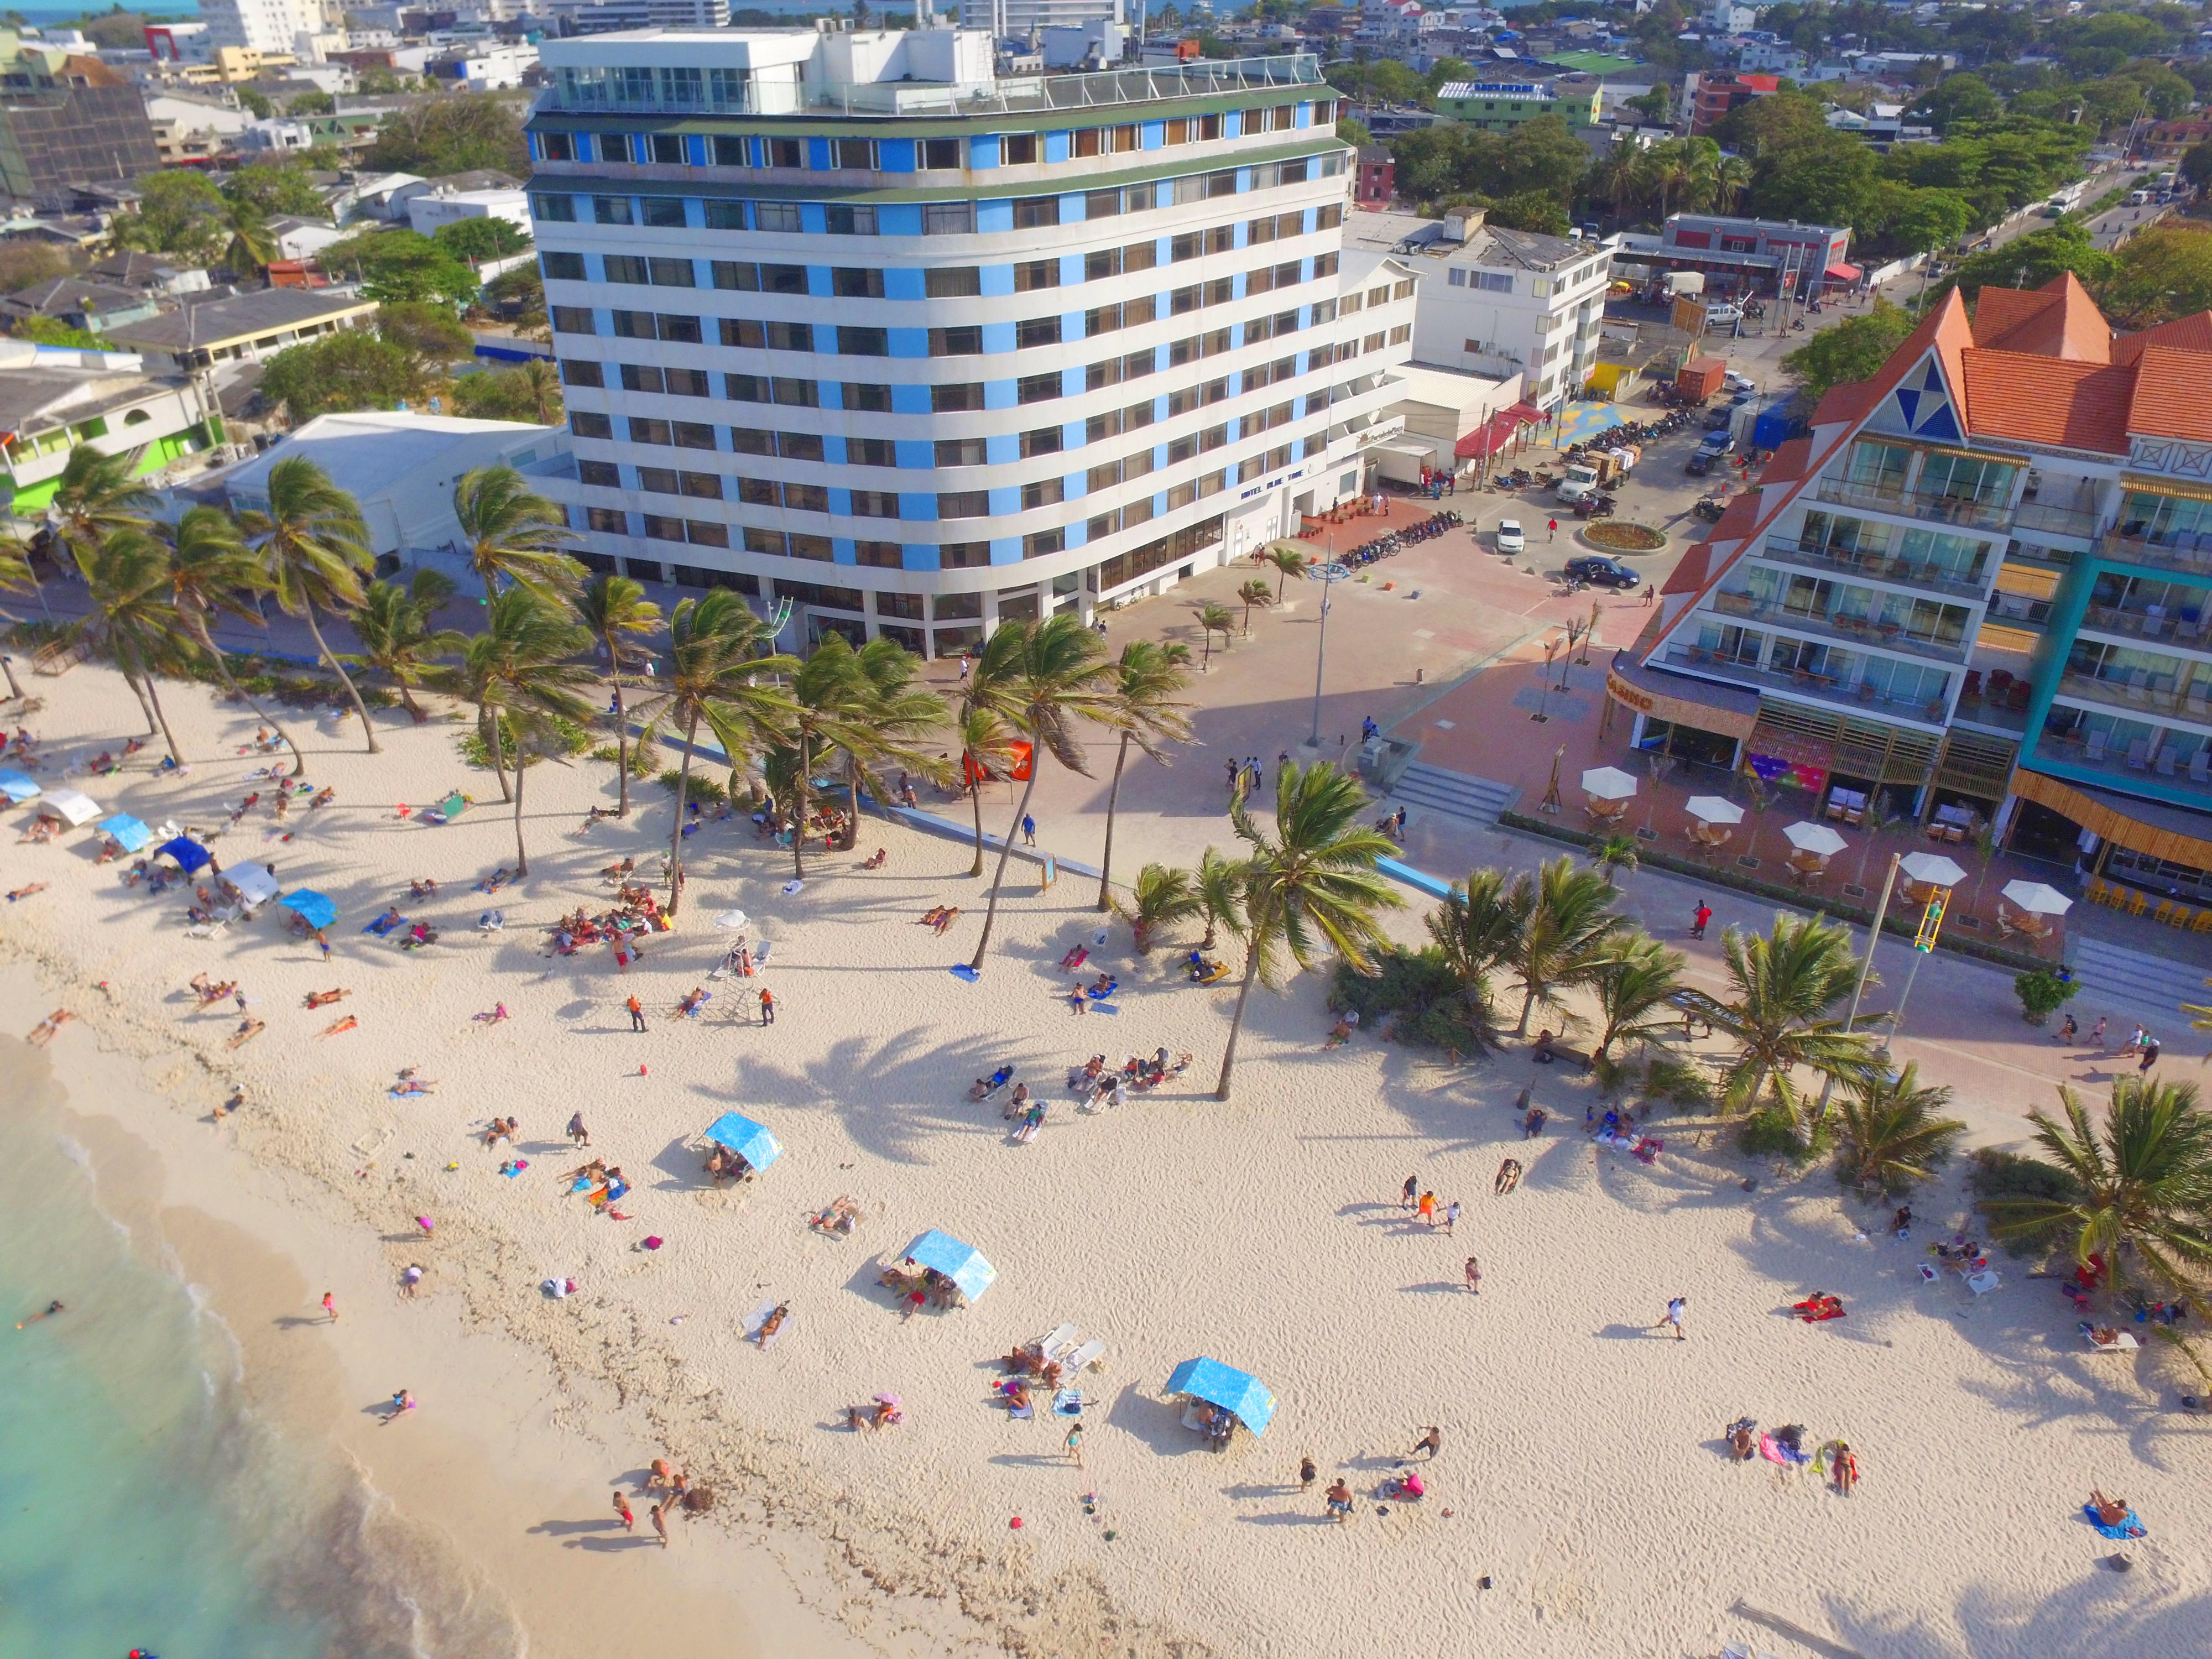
1455, 410, 1525, 460
1505, 400, 1545, 423
1824, 263, 1861, 283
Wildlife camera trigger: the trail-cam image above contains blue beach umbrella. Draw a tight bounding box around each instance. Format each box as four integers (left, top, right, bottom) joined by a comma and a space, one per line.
154, 835, 212, 874
279, 889, 337, 930
901, 1229, 996, 1303
1165, 1357, 1277, 1436
0, 768, 38, 802
96, 814, 150, 853
703, 1111, 782, 1173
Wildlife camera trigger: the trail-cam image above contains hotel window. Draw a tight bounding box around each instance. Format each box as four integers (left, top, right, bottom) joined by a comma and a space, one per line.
1002, 133, 1039, 164
1013, 259, 1058, 293
744, 527, 786, 554
712, 134, 750, 165
539, 133, 575, 161
678, 469, 721, 497
927, 265, 981, 297
674, 423, 717, 452
1017, 371, 1062, 405
919, 138, 961, 169
685, 520, 728, 547
845, 382, 893, 412
932, 382, 984, 413
832, 138, 877, 170
832, 266, 884, 298
724, 373, 768, 402
765, 138, 802, 168
937, 551, 988, 577
577, 460, 619, 487
849, 436, 896, 466
1025, 528, 1064, 558
940, 490, 990, 518
703, 200, 747, 230
666, 368, 710, 397
937, 437, 987, 467
857, 543, 905, 569
1016, 316, 1062, 348
571, 411, 613, 439
630, 419, 672, 446
785, 483, 828, 512
931, 325, 983, 355
851, 489, 901, 518
1086, 186, 1124, 221
642, 200, 685, 231
561, 358, 603, 387
838, 325, 889, 356
825, 204, 878, 235
771, 377, 818, 406
593, 196, 633, 225
776, 432, 823, 462
1073, 127, 1102, 158
551, 306, 596, 336
1020, 477, 1064, 509
754, 201, 801, 232
1019, 426, 1062, 459
1013, 195, 1061, 229
586, 507, 628, 534
924, 201, 975, 234
541, 251, 585, 280
532, 193, 576, 221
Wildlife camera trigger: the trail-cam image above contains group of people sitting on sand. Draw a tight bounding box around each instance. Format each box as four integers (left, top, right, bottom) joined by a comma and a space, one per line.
189, 974, 239, 1010
703, 1145, 755, 1186
918, 905, 961, 935
1066, 1049, 1192, 1101
880, 1261, 960, 1317
1000, 1340, 1070, 1391
547, 886, 668, 956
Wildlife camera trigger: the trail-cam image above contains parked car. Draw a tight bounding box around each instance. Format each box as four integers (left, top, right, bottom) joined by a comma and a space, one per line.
1566, 555, 1641, 589
1703, 405, 1734, 429
1723, 370, 1756, 392
1698, 431, 1735, 455
1704, 303, 1744, 327
1685, 451, 1717, 476
1495, 518, 1525, 554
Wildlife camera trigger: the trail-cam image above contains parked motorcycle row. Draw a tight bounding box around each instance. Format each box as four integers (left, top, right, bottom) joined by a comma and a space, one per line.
1343, 510, 1465, 567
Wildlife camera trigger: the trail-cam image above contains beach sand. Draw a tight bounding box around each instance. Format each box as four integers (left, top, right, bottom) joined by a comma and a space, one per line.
5, 662, 2210, 1659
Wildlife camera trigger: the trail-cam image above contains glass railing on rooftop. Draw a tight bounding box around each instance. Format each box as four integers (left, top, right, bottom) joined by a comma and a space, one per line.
1812, 475, 2011, 532
1757, 536, 1989, 600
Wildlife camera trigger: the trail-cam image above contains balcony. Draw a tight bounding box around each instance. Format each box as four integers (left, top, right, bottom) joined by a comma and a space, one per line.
2100, 530, 2212, 578
1710, 589, 1968, 665
2033, 729, 2212, 794
2011, 498, 2102, 542
1756, 537, 1990, 601
1813, 476, 2011, 533
2054, 670, 2212, 727
2078, 602, 2212, 650
1659, 646, 1949, 724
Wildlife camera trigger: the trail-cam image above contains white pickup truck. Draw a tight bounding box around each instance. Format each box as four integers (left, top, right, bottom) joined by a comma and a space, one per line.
1554, 463, 1601, 504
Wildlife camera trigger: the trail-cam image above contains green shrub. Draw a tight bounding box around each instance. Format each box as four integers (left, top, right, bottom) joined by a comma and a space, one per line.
2015, 967, 2077, 1025
657, 766, 727, 806
458, 714, 588, 770
1329, 946, 1493, 1056
1968, 1147, 2077, 1256
1738, 1104, 1828, 1165
1642, 1050, 1715, 1113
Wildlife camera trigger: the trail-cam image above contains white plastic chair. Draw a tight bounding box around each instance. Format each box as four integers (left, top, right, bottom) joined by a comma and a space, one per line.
1065, 1338, 1105, 1372
1034, 1322, 1077, 1361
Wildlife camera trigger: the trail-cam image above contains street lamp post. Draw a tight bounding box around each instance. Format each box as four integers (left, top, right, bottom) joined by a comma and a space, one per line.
1306, 560, 1347, 750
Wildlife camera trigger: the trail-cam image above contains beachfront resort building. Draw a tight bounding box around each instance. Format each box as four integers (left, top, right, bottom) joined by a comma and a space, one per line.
1608, 274, 2212, 899
521, 27, 1416, 655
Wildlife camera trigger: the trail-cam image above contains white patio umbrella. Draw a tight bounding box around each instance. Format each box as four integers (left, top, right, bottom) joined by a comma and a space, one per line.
1783, 821, 1848, 857
38, 787, 99, 826
1899, 852, 1968, 888
1580, 765, 1639, 800
713, 909, 750, 931
1684, 796, 1744, 825
2002, 880, 2074, 917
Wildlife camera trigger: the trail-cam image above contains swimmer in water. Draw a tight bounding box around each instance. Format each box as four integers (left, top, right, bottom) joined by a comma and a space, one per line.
17, 1300, 63, 1328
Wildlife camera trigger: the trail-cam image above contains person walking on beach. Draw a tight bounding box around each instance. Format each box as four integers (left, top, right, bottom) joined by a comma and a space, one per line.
1442, 1199, 1460, 1235
759, 987, 775, 1026
650, 1502, 670, 1548
2089, 1015, 2108, 1050
1655, 1296, 1688, 1340
1464, 1256, 1481, 1295
1325, 1478, 1354, 1522
321, 1291, 337, 1324
1411, 1426, 1442, 1460
1417, 1190, 1437, 1227
627, 994, 646, 1033
1298, 1454, 1317, 1491
1021, 813, 1037, 847
613, 1490, 635, 1532
1064, 1421, 1085, 1467
1401, 1175, 1418, 1210
567, 1113, 589, 1147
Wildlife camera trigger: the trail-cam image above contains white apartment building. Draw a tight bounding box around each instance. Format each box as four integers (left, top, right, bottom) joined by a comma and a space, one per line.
1343, 210, 1610, 411
198, 0, 341, 60
958, 0, 1121, 39
523, 28, 1412, 655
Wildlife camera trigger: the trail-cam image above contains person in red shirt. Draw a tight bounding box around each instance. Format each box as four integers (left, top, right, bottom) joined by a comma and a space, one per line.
1691, 901, 1713, 938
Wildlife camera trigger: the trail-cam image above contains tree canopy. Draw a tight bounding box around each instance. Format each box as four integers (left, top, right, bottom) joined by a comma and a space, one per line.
260, 331, 423, 421
362, 94, 529, 178
1781, 302, 1916, 406
432, 215, 531, 264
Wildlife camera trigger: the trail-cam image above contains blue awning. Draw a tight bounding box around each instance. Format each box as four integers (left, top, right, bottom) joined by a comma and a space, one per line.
703, 1111, 781, 1172
0, 769, 37, 802
901, 1229, 995, 1302
279, 889, 336, 929
155, 835, 212, 874
1165, 1357, 1277, 1436
97, 814, 150, 852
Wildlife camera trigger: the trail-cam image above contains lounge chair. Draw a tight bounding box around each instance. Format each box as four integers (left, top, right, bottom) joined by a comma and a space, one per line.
1065, 1338, 1106, 1372
1034, 1322, 1078, 1362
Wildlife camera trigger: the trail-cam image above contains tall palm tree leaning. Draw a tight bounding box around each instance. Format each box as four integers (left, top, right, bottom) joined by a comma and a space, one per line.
1833, 1063, 1966, 1197
352, 568, 465, 723
1980, 1077, 2212, 1299
630, 589, 796, 916
162, 504, 307, 775
440, 588, 596, 877
956, 701, 1017, 878
72, 529, 194, 764
1193, 601, 1236, 670
1428, 866, 1524, 1024
965, 613, 1114, 973
1214, 760, 1402, 1100
1266, 543, 1307, 603
1504, 855, 1629, 1037
48, 441, 155, 568
1591, 932, 1687, 1062
829, 634, 948, 841
573, 571, 661, 817
241, 456, 380, 750
1094, 638, 1194, 911
1237, 578, 1272, 637
452, 465, 585, 606
1707, 912, 1885, 1122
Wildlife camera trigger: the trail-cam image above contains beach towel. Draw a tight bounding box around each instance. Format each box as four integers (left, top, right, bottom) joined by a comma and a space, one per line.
1760, 1434, 1811, 1467
950, 964, 980, 983
1008, 1401, 1035, 1420
1632, 1137, 1663, 1163
499, 1160, 529, 1178
1053, 1388, 1084, 1417
364, 913, 405, 936
2084, 1504, 2147, 1540
743, 1298, 790, 1350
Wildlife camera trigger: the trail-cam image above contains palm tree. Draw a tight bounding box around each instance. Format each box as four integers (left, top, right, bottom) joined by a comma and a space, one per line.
781, 635, 873, 880
573, 572, 662, 818
787, 634, 945, 878
162, 504, 306, 775
1591, 932, 1686, 1061
1428, 866, 1524, 992
49, 442, 155, 568
1094, 638, 1194, 911
830, 635, 948, 839
1214, 760, 1402, 1099
437, 588, 596, 877
241, 456, 380, 751
1193, 601, 1235, 669
1646, 140, 1697, 221
629, 589, 797, 915
451, 465, 585, 607
514, 356, 562, 423
352, 568, 465, 722
1677, 135, 1725, 212
1115, 862, 1202, 952
1981, 1077, 2212, 1296
1595, 143, 1647, 222
1834, 1063, 1966, 1196
1589, 834, 1641, 886
1503, 856, 1630, 1037
1194, 844, 1244, 951
1714, 153, 1755, 216
964, 613, 1114, 973
0, 536, 34, 700
1266, 544, 1307, 603
1706, 912, 1885, 1118
223, 197, 276, 274
1237, 578, 1272, 636
74, 529, 194, 763
955, 701, 1018, 878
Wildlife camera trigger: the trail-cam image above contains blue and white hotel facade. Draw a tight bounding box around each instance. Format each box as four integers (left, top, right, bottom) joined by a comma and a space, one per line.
523, 25, 1415, 655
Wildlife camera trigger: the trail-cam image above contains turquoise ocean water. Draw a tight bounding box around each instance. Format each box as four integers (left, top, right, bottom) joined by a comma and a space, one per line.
0, 1071, 512, 1659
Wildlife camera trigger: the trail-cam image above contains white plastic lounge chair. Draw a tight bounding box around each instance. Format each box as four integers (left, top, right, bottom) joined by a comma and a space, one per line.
1966, 1268, 2000, 1296
1065, 1338, 1106, 1372
1035, 1322, 1077, 1361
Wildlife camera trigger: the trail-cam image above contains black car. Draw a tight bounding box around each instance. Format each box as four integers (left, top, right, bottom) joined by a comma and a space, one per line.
1685, 451, 1716, 476
1703, 406, 1734, 429
1566, 555, 1641, 589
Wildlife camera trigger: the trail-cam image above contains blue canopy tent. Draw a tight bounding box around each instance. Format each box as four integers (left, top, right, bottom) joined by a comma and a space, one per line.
155, 835, 212, 874
703, 1111, 782, 1173
0, 769, 38, 803
97, 814, 150, 853
1165, 1357, 1277, 1437
901, 1229, 995, 1303
279, 889, 337, 930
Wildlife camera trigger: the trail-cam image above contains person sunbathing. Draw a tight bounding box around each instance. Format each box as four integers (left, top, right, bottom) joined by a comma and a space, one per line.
969, 1066, 1014, 1100
7, 880, 49, 900
1060, 945, 1091, 972
1003, 1379, 1032, 1412
1326, 1016, 1355, 1047
1726, 1418, 1756, 1460
1522, 1106, 1548, 1137
2091, 1489, 2131, 1527
409, 879, 437, 900
1493, 1158, 1523, 1196
1087, 973, 1117, 997
196, 980, 237, 1009
320, 1015, 358, 1037
310, 787, 336, 808
476, 869, 512, 893
931, 907, 960, 935
676, 987, 709, 1017
25, 1009, 74, 1046
390, 1077, 437, 1097
752, 1303, 789, 1347
226, 1018, 265, 1050
564, 1158, 609, 1184
860, 847, 888, 870
303, 989, 349, 1009
95, 838, 120, 865
601, 857, 635, 882
870, 1397, 902, 1429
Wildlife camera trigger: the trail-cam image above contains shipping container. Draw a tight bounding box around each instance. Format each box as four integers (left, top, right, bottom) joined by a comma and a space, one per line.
1676, 358, 1728, 401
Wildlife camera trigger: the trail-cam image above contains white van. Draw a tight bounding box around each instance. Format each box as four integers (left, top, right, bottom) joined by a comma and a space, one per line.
1704, 302, 1743, 327
2127, 189, 2151, 206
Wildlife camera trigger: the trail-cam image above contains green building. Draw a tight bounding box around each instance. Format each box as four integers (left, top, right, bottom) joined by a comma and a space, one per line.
1433, 80, 1600, 132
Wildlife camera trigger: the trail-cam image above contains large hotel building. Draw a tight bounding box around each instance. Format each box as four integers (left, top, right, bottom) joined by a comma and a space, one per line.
1613, 275, 2212, 900
523, 26, 1416, 656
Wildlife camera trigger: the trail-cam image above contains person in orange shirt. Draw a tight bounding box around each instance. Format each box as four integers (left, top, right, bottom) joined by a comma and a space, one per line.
627, 994, 646, 1033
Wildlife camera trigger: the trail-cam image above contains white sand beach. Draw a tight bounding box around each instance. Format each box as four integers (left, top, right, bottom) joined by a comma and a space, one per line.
5, 661, 2210, 1659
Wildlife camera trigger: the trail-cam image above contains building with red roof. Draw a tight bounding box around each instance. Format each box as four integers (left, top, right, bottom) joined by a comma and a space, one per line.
1608, 274, 2212, 889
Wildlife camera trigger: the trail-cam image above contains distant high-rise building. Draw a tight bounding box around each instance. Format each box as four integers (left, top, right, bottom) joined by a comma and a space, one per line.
199, 0, 323, 58
958, 0, 1121, 40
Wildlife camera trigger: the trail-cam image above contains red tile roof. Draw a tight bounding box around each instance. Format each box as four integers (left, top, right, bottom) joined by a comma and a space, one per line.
1970, 273, 2111, 362
1660, 540, 1713, 596
1959, 351, 2133, 453
2112, 310, 2212, 364
2126, 343, 2212, 444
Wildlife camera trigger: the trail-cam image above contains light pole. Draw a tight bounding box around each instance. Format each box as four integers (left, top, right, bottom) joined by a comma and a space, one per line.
1882, 884, 1950, 1058
1817, 851, 1900, 1117
1306, 561, 1345, 749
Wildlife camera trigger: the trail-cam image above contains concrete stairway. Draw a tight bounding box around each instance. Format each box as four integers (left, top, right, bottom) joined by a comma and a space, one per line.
1384, 762, 1521, 826
2066, 934, 2212, 1038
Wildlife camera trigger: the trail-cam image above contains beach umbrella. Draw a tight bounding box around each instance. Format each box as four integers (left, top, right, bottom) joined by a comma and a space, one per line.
2002, 880, 2074, 917
703, 1110, 781, 1173
1684, 796, 1744, 825
1164, 1357, 1277, 1437
155, 835, 212, 874
226, 864, 280, 908
38, 787, 98, 826
96, 813, 150, 853
0, 768, 38, 802
279, 889, 337, 930
1580, 765, 1639, 800
713, 909, 749, 931
901, 1229, 996, 1302
1900, 852, 1967, 889
1782, 822, 1848, 857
